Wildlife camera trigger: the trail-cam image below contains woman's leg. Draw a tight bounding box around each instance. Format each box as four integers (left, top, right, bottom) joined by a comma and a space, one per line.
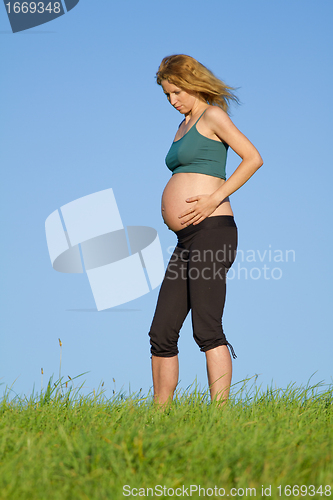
151, 354, 179, 404
205, 345, 232, 403
187, 218, 238, 403
148, 246, 190, 404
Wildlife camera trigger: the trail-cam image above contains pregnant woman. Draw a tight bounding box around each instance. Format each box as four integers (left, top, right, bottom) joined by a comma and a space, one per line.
148, 54, 263, 405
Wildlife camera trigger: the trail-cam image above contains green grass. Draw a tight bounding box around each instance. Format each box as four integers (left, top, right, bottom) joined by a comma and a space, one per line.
0, 377, 332, 500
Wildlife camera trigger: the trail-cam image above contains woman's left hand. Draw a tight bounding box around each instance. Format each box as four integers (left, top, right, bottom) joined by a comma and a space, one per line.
178, 194, 219, 226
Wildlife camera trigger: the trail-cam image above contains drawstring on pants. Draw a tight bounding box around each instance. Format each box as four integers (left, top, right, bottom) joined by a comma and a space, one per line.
226, 341, 237, 359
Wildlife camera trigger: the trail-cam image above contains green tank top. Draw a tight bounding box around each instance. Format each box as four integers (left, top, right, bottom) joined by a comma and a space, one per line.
165, 109, 228, 180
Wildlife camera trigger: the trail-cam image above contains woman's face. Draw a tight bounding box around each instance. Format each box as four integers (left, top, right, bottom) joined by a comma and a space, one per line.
161, 80, 197, 114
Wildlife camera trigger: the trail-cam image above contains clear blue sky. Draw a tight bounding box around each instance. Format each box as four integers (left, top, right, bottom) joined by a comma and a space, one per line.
1, 0, 332, 399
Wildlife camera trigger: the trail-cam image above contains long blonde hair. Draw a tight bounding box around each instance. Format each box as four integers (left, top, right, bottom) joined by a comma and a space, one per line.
156, 54, 239, 114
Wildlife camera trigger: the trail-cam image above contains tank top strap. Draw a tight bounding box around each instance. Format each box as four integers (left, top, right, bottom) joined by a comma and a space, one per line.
194, 108, 208, 125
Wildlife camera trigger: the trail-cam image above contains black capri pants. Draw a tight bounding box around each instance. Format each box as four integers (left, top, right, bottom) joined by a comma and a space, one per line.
149, 215, 238, 359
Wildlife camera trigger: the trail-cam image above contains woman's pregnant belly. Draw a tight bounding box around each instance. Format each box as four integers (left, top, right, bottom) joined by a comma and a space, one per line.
161, 172, 234, 232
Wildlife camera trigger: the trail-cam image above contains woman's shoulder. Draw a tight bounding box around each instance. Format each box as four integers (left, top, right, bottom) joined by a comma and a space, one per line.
201, 105, 237, 144
204, 105, 229, 122
203, 105, 233, 133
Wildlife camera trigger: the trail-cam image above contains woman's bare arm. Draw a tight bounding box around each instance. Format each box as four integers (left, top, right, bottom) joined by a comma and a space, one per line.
207, 106, 263, 205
